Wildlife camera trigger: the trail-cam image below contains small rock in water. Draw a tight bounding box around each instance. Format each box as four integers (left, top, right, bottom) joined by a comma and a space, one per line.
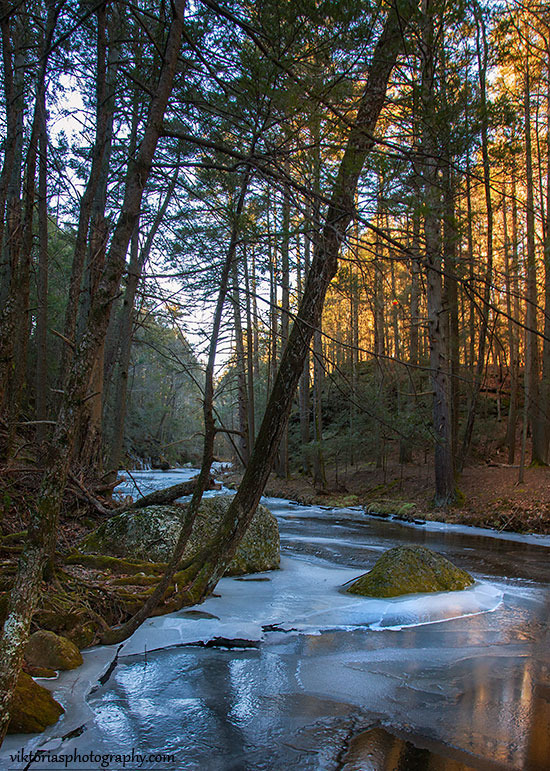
234, 576, 271, 582
25, 630, 83, 671
180, 610, 220, 620
345, 545, 474, 598
8, 672, 64, 734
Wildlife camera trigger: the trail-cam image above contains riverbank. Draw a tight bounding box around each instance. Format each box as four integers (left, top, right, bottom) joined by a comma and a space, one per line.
222, 461, 550, 535
4, 471, 549, 771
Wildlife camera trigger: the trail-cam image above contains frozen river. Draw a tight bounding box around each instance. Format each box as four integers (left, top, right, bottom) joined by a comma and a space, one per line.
3, 469, 550, 770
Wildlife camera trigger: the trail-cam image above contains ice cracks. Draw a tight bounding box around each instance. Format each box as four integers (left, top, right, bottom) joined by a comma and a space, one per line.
119, 555, 503, 657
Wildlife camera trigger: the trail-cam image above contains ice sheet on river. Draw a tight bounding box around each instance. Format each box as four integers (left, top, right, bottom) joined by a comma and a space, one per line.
2, 558, 543, 771
4, 469, 549, 770
1, 558, 503, 753
117, 557, 502, 655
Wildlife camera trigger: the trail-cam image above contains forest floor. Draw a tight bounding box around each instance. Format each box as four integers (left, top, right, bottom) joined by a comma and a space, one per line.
222, 460, 550, 535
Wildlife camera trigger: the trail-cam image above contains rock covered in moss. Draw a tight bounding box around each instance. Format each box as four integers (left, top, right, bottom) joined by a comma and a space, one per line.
22, 662, 56, 678
80, 504, 185, 563
194, 496, 279, 576
32, 609, 96, 650
25, 630, 83, 671
80, 496, 279, 576
346, 545, 474, 598
365, 501, 417, 519
8, 672, 64, 733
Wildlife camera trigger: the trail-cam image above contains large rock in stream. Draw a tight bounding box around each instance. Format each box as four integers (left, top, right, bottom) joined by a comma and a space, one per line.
346, 545, 474, 597
80, 495, 280, 576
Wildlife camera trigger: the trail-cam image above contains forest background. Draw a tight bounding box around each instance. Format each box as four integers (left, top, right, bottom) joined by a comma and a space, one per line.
1, 0, 550, 739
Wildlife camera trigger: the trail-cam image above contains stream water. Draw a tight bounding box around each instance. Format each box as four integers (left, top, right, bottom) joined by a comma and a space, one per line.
3, 469, 550, 770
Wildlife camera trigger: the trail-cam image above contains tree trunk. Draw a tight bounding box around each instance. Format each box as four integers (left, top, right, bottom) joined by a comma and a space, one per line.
36, 118, 49, 443
106, 166, 179, 477
298, 217, 311, 474
524, 57, 546, 464
177, 0, 416, 602
0, 11, 24, 413
0, 0, 186, 742
444, 169, 459, 458
1, 4, 60, 439
277, 172, 291, 478
312, 324, 327, 489
102, 89, 141, 403
267, 191, 278, 396
503, 182, 519, 463
231, 257, 250, 467
458, 7, 493, 471
540, 65, 550, 461
125, 475, 219, 510
400, 208, 420, 464
374, 185, 386, 469
421, 0, 456, 505
74, 17, 120, 473
244, 247, 256, 455
58, 5, 117, 390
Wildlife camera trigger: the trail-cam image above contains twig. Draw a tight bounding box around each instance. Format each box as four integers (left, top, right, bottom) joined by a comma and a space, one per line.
17, 420, 57, 426
68, 472, 110, 516
82, 391, 101, 403
124, 468, 144, 499
51, 328, 75, 349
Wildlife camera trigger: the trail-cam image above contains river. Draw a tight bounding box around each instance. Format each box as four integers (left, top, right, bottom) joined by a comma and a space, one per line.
3, 469, 550, 770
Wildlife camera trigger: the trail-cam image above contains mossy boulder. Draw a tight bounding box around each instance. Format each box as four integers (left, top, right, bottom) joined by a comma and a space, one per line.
8, 672, 64, 733
346, 545, 474, 598
80, 496, 279, 576
22, 661, 56, 678
25, 630, 83, 671
32, 610, 96, 650
365, 501, 417, 519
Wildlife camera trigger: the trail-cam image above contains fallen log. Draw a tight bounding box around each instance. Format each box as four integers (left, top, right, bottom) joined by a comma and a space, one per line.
123, 475, 220, 511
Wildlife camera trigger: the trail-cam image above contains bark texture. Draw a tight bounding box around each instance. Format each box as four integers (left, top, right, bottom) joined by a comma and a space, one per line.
0, 0, 186, 743
181, 0, 417, 599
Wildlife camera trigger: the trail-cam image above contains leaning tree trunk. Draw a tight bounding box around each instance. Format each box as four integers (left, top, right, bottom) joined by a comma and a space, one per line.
100, 169, 252, 645
175, 0, 417, 602
0, 0, 186, 743
94, 0, 415, 649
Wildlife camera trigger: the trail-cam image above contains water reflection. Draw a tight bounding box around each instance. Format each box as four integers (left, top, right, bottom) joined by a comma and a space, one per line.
50, 478, 550, 769
342, 726, 483, 771
83, 595, 549, 770
277, 508, 550, 584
